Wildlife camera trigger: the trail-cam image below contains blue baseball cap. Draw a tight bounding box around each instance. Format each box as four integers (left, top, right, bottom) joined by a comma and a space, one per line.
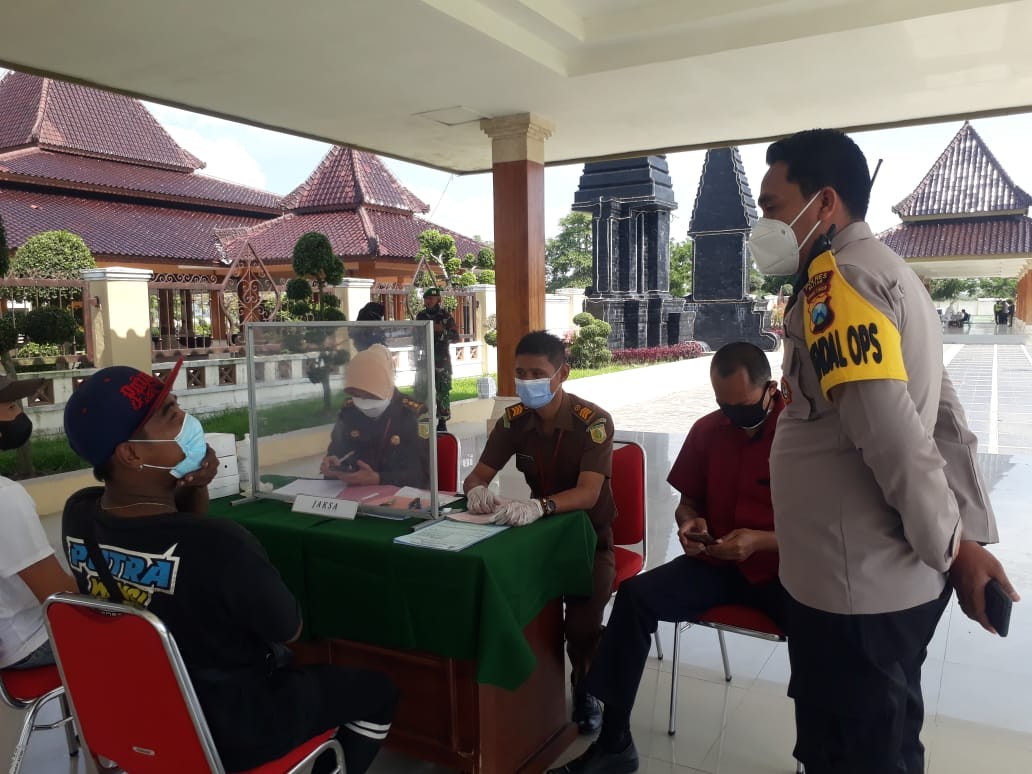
64, 360, 183, 467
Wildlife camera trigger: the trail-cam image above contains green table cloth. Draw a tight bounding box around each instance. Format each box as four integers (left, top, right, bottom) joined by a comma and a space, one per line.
209, 497, 596, 689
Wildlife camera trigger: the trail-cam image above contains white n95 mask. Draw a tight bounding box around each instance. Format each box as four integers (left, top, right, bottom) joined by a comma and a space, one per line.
353, 396, 391, 419
748, 191, 824, 276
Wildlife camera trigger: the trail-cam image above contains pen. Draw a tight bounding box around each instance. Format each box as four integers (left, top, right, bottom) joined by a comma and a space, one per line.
361, 492, 381, 501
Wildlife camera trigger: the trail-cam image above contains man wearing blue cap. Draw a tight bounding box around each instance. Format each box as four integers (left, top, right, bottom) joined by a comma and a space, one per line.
61, 362, 397, 773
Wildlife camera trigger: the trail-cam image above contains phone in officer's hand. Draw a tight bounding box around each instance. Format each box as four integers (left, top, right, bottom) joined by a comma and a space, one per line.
985, 578, 1013, 637
685, 532, 717, 546
331, 451, 358, 473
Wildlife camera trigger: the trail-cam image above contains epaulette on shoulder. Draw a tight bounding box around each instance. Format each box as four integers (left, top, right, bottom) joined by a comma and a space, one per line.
572, 402, 597, 425
401, 397, 426, 413
505, 403, 530, 423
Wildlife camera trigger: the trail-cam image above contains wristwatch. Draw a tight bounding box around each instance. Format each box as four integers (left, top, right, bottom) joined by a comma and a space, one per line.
539, 498, 557, 516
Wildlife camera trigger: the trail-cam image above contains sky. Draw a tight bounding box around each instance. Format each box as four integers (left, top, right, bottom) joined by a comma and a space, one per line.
5, 67, 1032, 243
142, 99, 1032, 243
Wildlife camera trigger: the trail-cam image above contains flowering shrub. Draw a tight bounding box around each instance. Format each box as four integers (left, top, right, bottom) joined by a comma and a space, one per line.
611, 341, 705, 365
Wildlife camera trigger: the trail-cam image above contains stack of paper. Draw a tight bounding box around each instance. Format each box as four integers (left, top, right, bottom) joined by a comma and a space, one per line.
393, 520, 508, 551
272, 479, 347, 499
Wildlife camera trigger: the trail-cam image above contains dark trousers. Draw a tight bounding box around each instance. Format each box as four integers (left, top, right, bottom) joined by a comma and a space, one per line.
213, 664, 397, 774
584, 556, 787, 726
307, 665, 398, 774
787, 588, 949, 774
567, 539, 616, 687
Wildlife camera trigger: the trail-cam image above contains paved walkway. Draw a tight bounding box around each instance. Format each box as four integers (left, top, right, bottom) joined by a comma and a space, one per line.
566, 344, 1032, 456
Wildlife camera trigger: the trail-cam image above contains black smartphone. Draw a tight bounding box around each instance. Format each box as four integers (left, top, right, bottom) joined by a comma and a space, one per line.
985, 579, 1012, 637
685, 532, 717, 546
331, 452, 358, 473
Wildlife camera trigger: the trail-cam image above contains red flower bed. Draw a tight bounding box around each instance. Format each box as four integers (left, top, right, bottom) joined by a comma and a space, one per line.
611, 341, 706, 365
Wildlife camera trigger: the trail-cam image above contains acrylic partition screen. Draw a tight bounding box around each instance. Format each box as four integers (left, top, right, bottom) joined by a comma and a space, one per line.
244, 321, 446, 518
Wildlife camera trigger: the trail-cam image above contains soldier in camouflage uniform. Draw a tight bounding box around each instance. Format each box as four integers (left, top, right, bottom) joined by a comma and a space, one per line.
415, 287, 459, 432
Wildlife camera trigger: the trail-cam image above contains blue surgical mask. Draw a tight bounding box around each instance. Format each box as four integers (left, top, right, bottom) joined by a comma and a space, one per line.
515, 369, 560, 410
136, 413, 208, 479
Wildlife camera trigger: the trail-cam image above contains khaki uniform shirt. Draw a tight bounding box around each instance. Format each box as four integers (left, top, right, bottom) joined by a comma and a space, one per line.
479, 392, 617, 539
773, 222, 997, 615
327, 391, 430, 489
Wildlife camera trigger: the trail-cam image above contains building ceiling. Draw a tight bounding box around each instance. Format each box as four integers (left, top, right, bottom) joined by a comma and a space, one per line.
906, 255, 1030, 278
1, 1, 1031, 173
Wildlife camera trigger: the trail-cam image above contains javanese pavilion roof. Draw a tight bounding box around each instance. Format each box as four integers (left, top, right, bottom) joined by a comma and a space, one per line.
216, 146, 479, 264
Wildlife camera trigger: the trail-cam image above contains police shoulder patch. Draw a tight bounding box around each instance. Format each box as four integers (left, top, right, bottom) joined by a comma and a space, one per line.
572, 403, 597, 425
588, 420, 608, 445
802, 250, 908, 399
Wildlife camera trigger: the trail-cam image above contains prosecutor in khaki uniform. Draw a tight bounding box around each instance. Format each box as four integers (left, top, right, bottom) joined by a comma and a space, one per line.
463, 331, 616, 736
750, 129, 1019, 774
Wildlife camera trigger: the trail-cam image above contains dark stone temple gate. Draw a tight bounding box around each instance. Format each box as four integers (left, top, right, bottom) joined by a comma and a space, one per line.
686, 147, 777, 351
573, 156, 695, 349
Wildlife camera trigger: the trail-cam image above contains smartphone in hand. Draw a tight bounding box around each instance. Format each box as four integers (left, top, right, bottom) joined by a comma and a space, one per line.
684, 532, 717, 546
985, 578, 1013, 637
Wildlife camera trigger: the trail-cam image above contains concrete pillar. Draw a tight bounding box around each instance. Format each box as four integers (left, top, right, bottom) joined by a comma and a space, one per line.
470, 283, 497, 376
480, 113, 553, 397
82, 267, 154, 372
555, 287, 586, 330
333, 277, 374, 320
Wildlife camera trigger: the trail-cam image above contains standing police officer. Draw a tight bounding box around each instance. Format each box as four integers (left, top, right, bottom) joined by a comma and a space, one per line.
416, 288, 459, 431
751, 128, 1019, 773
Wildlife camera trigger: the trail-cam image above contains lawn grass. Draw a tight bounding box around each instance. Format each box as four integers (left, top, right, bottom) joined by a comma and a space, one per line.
451, 364, 639, 401
0, 435, 90, 479
1, 363, 643, 479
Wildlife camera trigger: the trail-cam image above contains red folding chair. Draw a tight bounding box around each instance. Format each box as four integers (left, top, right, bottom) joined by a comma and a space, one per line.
436, 431, 460, 492
0, 662, 78, 774
609, 441, 663, 657
44, 593, 344, 773
667, 603, 802, 773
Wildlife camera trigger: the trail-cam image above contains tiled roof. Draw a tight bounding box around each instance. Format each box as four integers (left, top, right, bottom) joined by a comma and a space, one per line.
877, 217, 1032, 258
893, 122, 1032, 220
0, 188, 266, 263
281, 146, 429, 214
367, 211, 480, 258
687, 146, 757, 234
214, 209, 481, 264
0, 149, 280, 211
0, 72, 203, 172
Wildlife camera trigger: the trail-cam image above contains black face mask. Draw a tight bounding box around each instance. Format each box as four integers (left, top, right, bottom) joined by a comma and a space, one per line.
719, 384, 773, 429
0, 412, 33, 450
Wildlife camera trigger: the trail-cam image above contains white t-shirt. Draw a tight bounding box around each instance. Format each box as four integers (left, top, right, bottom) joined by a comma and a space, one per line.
0, 476, 53, 668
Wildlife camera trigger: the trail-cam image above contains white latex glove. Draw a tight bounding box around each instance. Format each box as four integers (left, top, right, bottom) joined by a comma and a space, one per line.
466, 485, 500, 514
493, 498, 545, 527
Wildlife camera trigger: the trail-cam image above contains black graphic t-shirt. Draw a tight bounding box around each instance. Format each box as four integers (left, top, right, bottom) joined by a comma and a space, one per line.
62, 487, 310, 768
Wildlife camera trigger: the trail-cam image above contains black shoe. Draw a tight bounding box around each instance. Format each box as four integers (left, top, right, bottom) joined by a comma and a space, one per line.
572, 691, 602, 735
437, 418, 448, 432
547, 740, 639, 774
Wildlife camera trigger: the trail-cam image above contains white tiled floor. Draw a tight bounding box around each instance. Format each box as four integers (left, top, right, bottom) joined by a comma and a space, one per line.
6, 428, 1032, 772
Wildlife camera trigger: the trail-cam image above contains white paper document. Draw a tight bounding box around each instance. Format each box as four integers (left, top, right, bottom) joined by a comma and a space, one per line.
393, 520, 508, 551
273, 479, 347, 499
445, 511, 499, 525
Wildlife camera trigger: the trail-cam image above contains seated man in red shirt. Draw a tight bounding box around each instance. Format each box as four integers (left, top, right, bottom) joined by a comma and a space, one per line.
549, 342, 786, 774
